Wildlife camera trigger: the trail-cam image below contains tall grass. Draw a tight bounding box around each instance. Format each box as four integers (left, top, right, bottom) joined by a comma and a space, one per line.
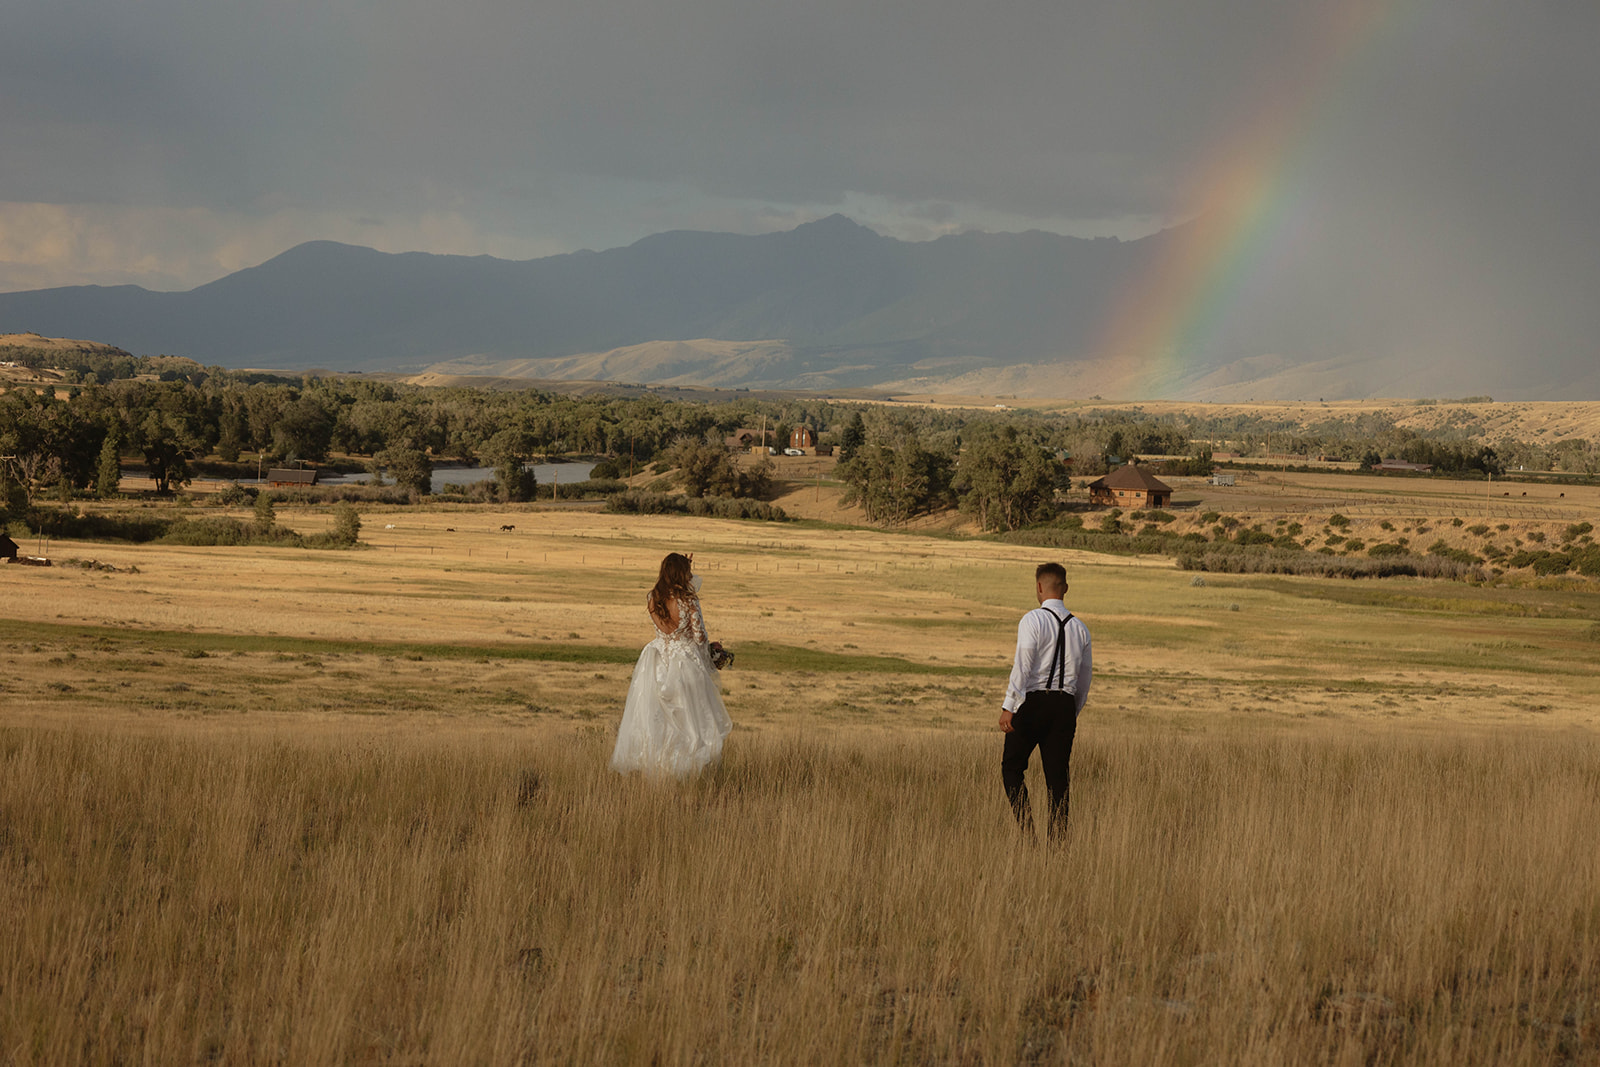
2, 725, 1597, 1064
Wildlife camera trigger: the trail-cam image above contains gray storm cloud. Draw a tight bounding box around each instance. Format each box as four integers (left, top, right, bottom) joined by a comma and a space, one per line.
1, 0, 1597, 382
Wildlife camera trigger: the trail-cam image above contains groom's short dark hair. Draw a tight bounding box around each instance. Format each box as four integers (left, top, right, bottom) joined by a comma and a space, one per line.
1036, 562, 1066, 588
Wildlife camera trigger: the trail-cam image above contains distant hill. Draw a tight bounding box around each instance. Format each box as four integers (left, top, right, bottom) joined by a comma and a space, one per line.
0, 217, 1148, 388
1, 217, 1591, 400
0, 332, 133, 362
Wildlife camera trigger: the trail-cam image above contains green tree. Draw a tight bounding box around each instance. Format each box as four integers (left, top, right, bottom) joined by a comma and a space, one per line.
122, 383, 213, 493
379, 447, 433, 496
137, 410, 196, 493
839, 411, 866, 460
484, 428, 538, 502
838, 421, 952, 525
94, 425, 123, 499
0, 388, 104, 493
952, 425, 1058, 532
329, 502, 362, 546
740, 456, 776, 500
0, 463, 27, 520
669, 437, 740, 498
272, 393, 336, 462
254, 491, 276, 530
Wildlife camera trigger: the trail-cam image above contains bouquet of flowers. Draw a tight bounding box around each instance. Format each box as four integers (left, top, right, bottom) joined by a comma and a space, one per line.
709, 641, 735, 670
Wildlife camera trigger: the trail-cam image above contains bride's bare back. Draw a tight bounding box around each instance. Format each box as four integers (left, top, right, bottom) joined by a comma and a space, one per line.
649, 594, 705, 645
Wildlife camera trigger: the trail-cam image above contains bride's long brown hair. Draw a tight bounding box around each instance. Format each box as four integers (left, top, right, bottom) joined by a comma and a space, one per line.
647, 552, 696, 626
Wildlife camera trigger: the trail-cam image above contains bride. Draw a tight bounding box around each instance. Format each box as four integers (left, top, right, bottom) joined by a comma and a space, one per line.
611, 552, 733, 778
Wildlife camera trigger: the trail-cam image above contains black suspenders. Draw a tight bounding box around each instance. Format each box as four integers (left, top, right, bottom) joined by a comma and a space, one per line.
1039, 608, 1075, 691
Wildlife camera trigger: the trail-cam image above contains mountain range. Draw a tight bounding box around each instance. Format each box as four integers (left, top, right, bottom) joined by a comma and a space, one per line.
1, 216, 1591, 400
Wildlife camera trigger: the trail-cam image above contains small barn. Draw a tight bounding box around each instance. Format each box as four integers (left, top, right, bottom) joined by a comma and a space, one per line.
724, 429, 775, 452
266, 468, 318, 487
1089, 464, 1173, 508
789, 426, 816, 452
0, 534, 17, 561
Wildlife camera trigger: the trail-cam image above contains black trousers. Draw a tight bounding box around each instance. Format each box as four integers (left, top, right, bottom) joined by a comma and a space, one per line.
1002, 690, 1078, 838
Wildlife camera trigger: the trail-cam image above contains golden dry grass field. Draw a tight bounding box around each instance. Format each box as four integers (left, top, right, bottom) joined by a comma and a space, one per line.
4, 505, 1600, 1063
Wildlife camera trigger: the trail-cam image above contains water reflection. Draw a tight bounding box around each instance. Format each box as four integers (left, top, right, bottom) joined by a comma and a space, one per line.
318, 461, 596, 493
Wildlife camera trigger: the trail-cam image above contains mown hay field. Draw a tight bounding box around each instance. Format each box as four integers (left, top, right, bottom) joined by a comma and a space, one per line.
4, 507, 1600, 1063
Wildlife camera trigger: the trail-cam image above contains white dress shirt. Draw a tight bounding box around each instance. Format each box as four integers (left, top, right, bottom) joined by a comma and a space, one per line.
1002, 598, 1092, 713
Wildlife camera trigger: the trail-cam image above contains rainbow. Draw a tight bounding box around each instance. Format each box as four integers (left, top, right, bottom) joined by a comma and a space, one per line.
1085, 0, 1410, 397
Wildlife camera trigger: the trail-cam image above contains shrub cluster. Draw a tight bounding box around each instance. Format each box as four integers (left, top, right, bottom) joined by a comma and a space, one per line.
1176, 545, 1485, 581
157, 518, 307, 547
606, 491, 787, 521
23, 505, 362, 549
259, 484, 416, 506
1505, 546, 1600, 577
535, 478, 627, 501
605, 490, 682, 515
999, 525, 1175, 557
27, 508, 172, 542
1427, 540, 1484, 566
684, 496, 788, 521
1001, 508, 1524, 583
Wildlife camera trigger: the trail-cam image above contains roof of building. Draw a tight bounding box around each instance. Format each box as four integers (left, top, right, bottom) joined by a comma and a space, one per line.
1090, 464, 1173, 493
266, 467, 318, 483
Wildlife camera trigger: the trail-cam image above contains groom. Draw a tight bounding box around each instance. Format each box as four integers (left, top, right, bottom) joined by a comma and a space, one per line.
998, 562, 1092, 840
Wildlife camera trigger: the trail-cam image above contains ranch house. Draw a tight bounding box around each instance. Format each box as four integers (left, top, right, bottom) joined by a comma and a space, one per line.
1088, 464, 1173, 508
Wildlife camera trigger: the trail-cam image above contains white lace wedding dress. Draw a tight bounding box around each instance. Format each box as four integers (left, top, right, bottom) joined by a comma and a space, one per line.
610, 594, 732, 778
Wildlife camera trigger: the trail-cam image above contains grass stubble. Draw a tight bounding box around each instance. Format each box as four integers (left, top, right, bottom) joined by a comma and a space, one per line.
3, 508, 1599, 1063
3, 727, 1597, 1064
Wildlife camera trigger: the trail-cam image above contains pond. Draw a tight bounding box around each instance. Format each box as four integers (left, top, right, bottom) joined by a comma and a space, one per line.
318, 461, 596, 494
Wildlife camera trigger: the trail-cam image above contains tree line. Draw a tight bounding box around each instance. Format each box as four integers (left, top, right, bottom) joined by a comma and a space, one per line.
0, 371, 1187, 520
4, 358, 1591, 536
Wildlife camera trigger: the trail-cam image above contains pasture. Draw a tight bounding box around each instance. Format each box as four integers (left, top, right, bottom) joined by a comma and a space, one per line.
4, 506, 1600, 1063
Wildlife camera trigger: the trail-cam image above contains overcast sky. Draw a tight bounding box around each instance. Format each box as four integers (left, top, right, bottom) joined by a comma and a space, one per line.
2, 0, 1597, 373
